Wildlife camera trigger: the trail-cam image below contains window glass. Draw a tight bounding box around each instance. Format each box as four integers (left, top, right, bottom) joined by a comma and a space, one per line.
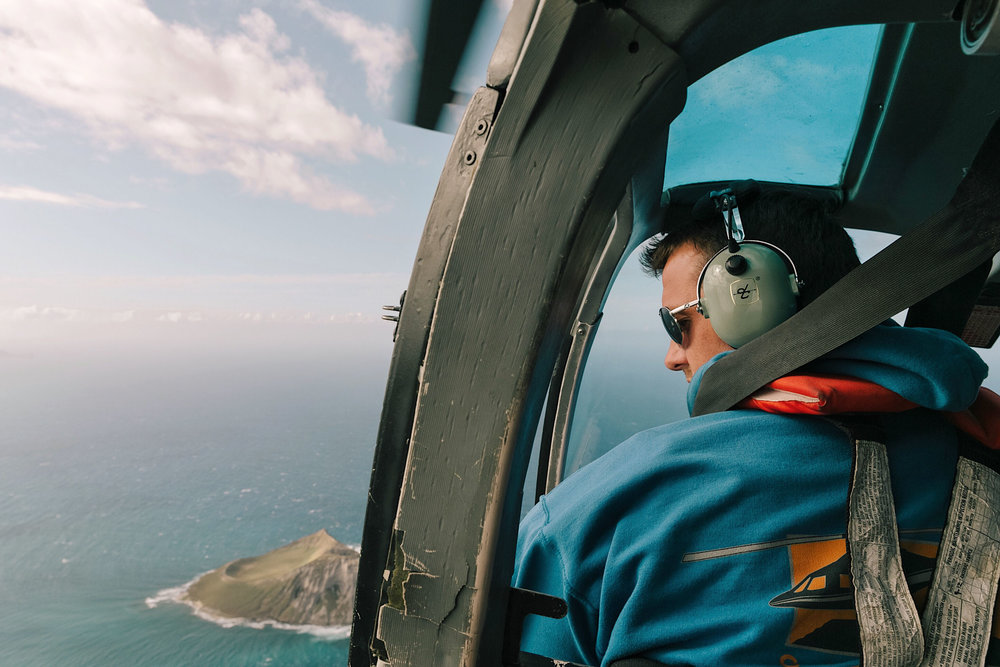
560, 247, 688, 480
807, 577, 827, 591
664, 25, 883, 189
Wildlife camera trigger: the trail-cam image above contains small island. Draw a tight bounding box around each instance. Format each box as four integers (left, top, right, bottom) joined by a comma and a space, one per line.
183, 529, 359, 627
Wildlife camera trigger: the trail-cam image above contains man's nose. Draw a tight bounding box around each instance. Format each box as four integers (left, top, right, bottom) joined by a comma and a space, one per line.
665, 340, 686, 372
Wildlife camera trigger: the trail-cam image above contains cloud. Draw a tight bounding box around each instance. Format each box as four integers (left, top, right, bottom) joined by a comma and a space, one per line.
223, 148, 376, 214
0, 132, 42, 152
157, 311, 204, 323
689, 34, 867, 115
0, 185, 144, 209
0, 272, 408, 293
299, 0, 416, 108
0, 305, 379, 325
689, 53, 784, 112
2, 305, 85, 322
35, 272, 406, 288
0, 0, 388, 214
0, 273, 405, 332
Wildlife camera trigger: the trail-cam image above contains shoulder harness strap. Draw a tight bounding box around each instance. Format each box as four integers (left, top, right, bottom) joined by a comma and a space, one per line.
830, 416, 925, 665
920, 433, 1000, 666
831, 417, 1000, 667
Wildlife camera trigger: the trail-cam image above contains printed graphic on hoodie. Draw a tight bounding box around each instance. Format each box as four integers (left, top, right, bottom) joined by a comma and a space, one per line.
770, 537, 937, 655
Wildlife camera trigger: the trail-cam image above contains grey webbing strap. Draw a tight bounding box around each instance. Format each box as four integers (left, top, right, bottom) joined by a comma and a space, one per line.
850, 440, 924, 664
692, 116, 1000, 418
919, 438, 1000, 667
837, 420, 1000, 667
834, 418, 925, 666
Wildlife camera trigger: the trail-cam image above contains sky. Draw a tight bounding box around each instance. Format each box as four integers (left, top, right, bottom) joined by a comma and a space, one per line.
0, 0, 502, 356
0, 5, 990, 379
664, 24, 883, 188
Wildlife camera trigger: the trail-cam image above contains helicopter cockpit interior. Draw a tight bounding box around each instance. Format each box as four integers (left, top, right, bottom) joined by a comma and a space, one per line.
350, 1, 1000, 665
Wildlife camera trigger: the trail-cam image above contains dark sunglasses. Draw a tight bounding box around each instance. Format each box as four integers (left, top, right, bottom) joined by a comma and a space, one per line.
659, 299, 700, 344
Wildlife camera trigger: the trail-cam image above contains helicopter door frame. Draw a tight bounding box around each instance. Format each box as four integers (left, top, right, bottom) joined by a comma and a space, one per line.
354, 2, 688, 665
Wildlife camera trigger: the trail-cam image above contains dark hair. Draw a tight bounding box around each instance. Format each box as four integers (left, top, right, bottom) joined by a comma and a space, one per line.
639, 190, 861, 306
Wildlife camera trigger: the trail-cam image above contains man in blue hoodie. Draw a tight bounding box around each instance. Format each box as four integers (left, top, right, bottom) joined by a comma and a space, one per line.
513, 188, 991, 666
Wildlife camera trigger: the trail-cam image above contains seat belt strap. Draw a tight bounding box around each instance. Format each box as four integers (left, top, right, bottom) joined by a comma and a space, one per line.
836, 419, 1000, 667
692, 115, 1000, 417
832, 418, 925, 666
919, 436, 1000, 667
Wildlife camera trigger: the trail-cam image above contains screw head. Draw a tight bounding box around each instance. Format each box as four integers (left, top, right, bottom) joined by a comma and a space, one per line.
464, 150, 477, 165
475, 119, 489, 135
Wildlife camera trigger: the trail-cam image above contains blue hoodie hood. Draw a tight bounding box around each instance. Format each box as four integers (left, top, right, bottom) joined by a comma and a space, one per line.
687, 324, 988, 416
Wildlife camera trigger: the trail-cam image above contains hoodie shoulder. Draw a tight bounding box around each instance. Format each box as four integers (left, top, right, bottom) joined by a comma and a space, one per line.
688, 325, 987, 414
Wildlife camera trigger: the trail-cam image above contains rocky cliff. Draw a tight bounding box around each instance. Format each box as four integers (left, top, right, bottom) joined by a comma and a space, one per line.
183, 529, 359, 626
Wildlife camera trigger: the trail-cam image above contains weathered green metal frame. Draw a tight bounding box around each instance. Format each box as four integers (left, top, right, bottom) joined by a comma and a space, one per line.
349, 86, 504, 666
365, 2, 686, 664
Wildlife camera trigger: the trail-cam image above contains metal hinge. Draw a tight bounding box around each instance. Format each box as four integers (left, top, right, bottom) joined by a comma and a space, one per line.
381, 290, 406, 341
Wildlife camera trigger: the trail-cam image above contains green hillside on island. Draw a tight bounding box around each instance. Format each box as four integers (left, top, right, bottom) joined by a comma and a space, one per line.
184, 529, 359, 626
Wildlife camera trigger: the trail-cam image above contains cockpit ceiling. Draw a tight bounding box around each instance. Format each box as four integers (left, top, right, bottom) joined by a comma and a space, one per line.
841, 21, 1000, 236
622, 0, 961, 80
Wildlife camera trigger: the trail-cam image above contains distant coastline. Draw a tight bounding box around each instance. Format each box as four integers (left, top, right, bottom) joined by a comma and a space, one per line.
147, 530, 359, 638
146, 581, 351, 640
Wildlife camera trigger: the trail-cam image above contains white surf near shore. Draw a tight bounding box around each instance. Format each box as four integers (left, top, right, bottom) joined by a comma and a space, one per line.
145, 574, 351, 641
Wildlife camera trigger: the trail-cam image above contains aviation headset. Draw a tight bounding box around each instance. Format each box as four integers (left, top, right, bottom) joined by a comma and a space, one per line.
690, 188, 803, 348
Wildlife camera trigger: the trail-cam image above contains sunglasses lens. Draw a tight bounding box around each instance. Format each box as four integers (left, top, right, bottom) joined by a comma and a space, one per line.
659, 307, 683, 344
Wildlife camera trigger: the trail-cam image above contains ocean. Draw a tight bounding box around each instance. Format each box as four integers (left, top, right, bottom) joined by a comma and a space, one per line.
0, 338, 389, 666
4, 311, 974, 666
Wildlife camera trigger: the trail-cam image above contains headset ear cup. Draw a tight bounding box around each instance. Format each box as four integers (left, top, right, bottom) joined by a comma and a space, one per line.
697, 241, 799, 348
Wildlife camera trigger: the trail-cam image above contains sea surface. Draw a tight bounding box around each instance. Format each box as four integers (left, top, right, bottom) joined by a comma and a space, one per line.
4, 306, 909, 666
0, 340, 389, 666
